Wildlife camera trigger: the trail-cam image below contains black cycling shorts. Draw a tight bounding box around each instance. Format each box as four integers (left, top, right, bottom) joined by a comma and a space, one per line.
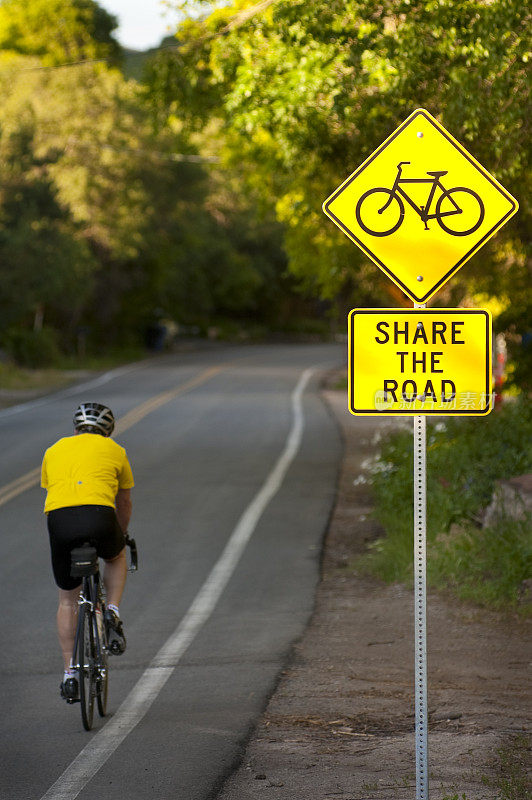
47, 505, 125, 590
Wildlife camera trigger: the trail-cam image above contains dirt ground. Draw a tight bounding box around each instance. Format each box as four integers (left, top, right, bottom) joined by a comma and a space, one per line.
217, 385, 531, 800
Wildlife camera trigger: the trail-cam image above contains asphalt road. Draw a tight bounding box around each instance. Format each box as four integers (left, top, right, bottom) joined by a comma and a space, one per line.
0, 343, 343, 800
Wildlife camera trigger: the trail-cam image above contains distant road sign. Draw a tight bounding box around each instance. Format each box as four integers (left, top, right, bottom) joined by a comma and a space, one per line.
323, 109, 518, 303
349, 308, 492, 415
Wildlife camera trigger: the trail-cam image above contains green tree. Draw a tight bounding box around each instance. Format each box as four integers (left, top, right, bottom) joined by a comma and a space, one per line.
0, 0, 121, 65
152, 0, 530, 379
0, 0, 315, 358
0, 113, 96, 344
0, 45, 287, 353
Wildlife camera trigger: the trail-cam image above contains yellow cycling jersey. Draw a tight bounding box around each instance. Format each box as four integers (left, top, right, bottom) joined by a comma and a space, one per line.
41, 433, 134, 513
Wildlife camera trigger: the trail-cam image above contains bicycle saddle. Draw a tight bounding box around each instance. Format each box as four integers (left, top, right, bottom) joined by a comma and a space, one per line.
426, 170, 448, 178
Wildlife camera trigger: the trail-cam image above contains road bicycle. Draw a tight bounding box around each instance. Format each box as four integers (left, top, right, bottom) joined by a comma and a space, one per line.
68, 535, 138, 731
355, 161, 485, 237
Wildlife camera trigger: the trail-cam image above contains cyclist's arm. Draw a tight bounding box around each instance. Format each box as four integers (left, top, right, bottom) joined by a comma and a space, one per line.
115, 488, 132, 534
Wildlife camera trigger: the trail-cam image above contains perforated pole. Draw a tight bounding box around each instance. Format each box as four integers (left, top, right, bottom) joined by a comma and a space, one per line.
413, 302, 429, 799
414, 413, 428, 798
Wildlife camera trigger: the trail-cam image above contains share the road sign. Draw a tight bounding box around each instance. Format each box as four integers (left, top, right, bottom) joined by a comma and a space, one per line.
323, 109, 518, 303
349, 309, 492, 415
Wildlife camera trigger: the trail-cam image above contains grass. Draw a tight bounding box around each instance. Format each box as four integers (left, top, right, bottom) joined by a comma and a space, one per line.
0, 346, 145, 396
57, 346, 145, 371
440, 735, 530, 799
333, 374, 348, 390
483, 735, 532, 800
360, 396, 532, 612
0, 362, 74, 392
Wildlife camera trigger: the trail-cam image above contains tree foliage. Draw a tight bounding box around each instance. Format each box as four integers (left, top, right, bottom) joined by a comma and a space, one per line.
0, 72, 96, 337
151, 0, 530, 384
0, 1, 291, 361
0, 0, 529, 384
0, 0, 121, 65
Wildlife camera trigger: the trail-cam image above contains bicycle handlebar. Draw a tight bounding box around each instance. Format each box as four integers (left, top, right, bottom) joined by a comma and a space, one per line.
397, 161, 411, 169
125, 534, 138, 572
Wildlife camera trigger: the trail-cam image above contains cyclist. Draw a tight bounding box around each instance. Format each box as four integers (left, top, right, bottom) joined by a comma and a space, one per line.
41, 402, 134, 702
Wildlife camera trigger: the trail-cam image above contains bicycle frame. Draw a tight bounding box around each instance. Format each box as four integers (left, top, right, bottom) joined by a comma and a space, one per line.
67, 537, 136, 728
72, 572, 106, 669
72, 537, 136, 663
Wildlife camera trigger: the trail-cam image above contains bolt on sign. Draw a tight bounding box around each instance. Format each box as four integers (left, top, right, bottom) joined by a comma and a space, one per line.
323, 109, 518, 303
349, 309, 492, 415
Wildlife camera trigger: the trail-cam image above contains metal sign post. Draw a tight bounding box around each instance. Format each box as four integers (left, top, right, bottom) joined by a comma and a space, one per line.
414, 416, 428, 798
413, 303, 429, 799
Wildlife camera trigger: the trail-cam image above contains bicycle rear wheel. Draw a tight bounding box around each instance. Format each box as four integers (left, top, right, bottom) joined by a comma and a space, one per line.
95, 596, 108, 717
356, 188, 404, 236
78, 604, 96, 730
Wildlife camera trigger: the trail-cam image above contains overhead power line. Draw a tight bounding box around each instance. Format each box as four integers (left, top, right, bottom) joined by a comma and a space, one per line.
160, 0, 277, 49
37, 134, 220, 165
17, 57, 107, 72
98, 141, 220, 164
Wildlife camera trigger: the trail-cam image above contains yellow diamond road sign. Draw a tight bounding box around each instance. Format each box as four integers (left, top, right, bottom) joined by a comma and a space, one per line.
349, 308, 492, 416
323, 109, 518, 303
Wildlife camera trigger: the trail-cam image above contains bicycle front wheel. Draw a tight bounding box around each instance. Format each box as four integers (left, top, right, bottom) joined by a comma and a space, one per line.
355, 188, 404, 237
436, 187, 484, 236
78, 605, 96, 731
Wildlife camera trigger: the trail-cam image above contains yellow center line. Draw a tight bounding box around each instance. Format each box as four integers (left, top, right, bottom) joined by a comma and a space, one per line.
0, 467, 42, 507
0, 363, 228, 509
113, 364, 224, 436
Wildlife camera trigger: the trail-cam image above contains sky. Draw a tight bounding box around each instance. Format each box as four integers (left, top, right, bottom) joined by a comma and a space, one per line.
98, 1, 181, 51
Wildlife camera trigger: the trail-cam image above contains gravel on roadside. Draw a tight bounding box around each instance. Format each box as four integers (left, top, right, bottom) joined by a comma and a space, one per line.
217, 385, 531, 800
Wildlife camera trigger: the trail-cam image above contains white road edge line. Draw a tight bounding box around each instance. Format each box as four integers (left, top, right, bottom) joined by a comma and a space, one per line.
40, 367, 315, 800
0, 363, 144, 421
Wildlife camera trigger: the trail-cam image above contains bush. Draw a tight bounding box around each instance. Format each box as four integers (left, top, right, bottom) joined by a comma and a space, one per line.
3, 327, 61, 367
430, 515, 531, 610
363, 397, 532, 609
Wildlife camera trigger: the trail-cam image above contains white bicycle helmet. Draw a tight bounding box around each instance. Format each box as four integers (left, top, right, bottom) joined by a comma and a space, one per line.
73, 402, 115, 437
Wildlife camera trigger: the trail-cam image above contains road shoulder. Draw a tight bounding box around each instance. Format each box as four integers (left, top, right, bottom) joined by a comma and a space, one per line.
217, 387, 531, 800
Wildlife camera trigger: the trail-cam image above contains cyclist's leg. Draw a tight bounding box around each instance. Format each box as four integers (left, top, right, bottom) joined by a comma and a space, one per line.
102, 547, 127, 608
96, 509, 127, 608
57, 586, 81, 670
103, 548, 127, 654
47, 509, 84, 669
96, 514, 128, 653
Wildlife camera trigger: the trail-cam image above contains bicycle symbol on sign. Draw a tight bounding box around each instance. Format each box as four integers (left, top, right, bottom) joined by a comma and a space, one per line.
355, 161, 485, 238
